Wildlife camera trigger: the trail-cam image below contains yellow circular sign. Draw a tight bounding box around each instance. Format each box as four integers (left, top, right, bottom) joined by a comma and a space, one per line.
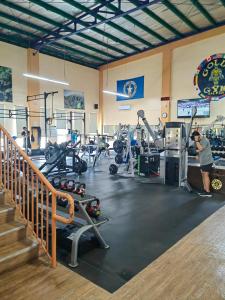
211, 178, 222, 190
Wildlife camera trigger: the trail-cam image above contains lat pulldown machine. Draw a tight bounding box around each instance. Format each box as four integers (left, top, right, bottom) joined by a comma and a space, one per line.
137, 107, 197, 190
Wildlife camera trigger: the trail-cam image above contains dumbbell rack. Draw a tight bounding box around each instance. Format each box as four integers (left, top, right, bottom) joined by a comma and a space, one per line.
46, 191, 109, 267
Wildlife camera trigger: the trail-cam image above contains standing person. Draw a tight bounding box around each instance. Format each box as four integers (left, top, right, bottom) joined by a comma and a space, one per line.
191, 131, 213, 197
21, 127, 31, 153
71, 130, 78, 145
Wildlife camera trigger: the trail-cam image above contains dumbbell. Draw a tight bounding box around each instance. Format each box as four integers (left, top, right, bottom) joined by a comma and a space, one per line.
51, 176, 61, 189
65, 179, 76, 192
86, 198, 101, 218
74, 183, 86, 197
57, 198, 68, 208
60, 179, 68, 190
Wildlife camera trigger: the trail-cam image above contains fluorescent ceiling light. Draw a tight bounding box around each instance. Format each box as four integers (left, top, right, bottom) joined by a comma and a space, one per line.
23, 73, 69, 86
103, 90, 129, 98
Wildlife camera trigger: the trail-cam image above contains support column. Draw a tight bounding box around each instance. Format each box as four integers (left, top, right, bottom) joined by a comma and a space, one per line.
27, 48, 40, 127
98, 70, 103, 134
161, 48, 172, 123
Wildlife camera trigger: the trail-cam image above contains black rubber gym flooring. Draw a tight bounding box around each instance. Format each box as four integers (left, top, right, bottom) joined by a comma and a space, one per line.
54, 161, 225, 293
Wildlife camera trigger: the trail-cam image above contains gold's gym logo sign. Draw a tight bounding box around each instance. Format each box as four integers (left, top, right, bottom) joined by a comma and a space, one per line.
194, 54, 225, 101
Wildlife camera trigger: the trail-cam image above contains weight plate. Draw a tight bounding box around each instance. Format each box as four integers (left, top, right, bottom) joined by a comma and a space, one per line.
51, 176, 61, 188
115, 154, 123, 164
113, 140, 124, 154
80, 160, 88, 173
73, 161, 82, 174
66, 180, 75, 191
211, 178, 222, 190
109, 164, 118, 175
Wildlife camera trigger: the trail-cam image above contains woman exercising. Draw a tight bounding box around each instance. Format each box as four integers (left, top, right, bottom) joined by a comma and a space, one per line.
192, 131, 213, 197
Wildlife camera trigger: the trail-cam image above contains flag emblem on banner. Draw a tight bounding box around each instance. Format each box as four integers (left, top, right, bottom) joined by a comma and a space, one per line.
117, 76, 144, 101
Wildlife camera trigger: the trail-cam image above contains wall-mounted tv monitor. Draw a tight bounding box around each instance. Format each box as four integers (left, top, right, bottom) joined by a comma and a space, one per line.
177, 98, 210, 118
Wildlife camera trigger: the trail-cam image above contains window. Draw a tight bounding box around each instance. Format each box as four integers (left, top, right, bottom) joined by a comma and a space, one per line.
89, 112, 97, 134
56, 109, 67, 130
16, 106, 27, 136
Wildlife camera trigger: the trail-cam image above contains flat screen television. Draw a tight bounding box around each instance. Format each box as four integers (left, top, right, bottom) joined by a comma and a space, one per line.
177, 98, 210, 118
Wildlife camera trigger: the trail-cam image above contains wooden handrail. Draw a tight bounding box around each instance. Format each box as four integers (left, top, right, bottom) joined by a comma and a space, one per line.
0, 125, 74, 222
0, 124, 75, 267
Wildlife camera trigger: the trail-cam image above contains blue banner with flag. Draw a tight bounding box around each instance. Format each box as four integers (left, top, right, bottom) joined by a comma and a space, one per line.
116, 76, 144, 101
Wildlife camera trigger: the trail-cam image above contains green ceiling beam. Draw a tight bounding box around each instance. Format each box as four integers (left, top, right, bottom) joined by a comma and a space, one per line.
29, 0, 143, 51
95, 0, 167, 42
63, 0, 153, 47
0, 33, 28, 49
129, 0, 183, 37
190, 0, 217, 25
55, 43, 104, 64
0, 11, 117, 60
0, 0, 127, 56
0, 22, 36, 39
29, 0, 77, 22
162, 0, 200, 31
0, 22, 105, 63
0, 33, 98, 69
0, 11, 50, 34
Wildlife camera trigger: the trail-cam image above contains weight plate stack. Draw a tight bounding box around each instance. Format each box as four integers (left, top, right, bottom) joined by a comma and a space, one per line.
113, 140, 124, 154
74, 161, 82, 174
109, 164, 118, 175
115, 154, 123, 164
80, 160, 88, 173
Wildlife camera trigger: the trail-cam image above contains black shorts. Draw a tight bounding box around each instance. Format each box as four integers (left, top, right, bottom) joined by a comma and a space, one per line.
200, 163, 213, 172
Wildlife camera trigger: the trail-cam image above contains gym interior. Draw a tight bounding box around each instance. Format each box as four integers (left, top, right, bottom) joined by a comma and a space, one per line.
0, 1, 225, 299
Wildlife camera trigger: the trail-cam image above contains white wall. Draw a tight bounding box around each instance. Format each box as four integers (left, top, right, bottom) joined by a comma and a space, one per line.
1, 30, 225, 136
39, 54, 99, 134
103, 53, 162, 126
103, 32, 225, 128
0, 42, 27, 134
171, 32, 225, 125
0, 41, 99, 136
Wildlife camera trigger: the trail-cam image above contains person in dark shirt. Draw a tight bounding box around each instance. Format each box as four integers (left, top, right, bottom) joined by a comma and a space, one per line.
21, 127, 31, 151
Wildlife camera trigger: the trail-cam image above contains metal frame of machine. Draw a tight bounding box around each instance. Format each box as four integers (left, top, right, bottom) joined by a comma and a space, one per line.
137, 107, 197, 190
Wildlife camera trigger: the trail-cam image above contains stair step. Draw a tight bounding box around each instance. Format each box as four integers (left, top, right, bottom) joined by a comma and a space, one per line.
0, 192, 5, 204
0, 205, 15, 225
0, 191, 11, 205
0, 239, 38, 274
0, 221, 26, 247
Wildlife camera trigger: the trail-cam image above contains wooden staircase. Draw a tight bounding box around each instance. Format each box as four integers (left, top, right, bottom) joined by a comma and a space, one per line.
0, 191, 38, 275
0, 124, 74, 270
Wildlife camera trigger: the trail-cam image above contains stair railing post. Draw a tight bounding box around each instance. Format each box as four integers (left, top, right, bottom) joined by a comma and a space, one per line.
51, 192, 57, 268
0, 129, 2, 188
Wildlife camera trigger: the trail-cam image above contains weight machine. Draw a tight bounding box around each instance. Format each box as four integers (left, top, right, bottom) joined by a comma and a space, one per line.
39, 140, 87, 177
109, 124, 137, 177
77, 133, 111, 168
137, 107, 197, 190
53, 110, 86, 143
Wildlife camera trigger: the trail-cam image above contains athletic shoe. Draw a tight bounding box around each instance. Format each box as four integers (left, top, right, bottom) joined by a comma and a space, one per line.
197, 189, 204, 195
199, 192, 212, 197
